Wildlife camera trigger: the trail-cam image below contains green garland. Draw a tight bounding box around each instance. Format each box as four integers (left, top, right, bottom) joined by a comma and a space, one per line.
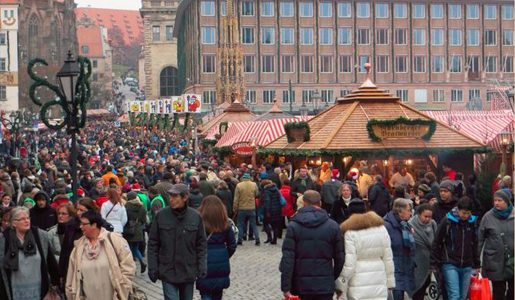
211, 146, 232, 154
284, 121, 311, 143
219, 121, 228, 135
366, 117, 437, 142
201, 139, 218, 146
181, 113, 190, 132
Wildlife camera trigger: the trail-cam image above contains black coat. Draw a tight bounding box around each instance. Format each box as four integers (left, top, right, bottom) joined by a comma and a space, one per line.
432, 198, 458, 225
267, 172, 283, 189
124, 200, 147, 243
368, 181, 391, 217
280, 206, 344, 295
290, 176, 316, 198
188, 188, 204, 210
261, 183, 283, 223
330, 198, 350, 225
216, 189, 233, 218
29, 191, 57, 231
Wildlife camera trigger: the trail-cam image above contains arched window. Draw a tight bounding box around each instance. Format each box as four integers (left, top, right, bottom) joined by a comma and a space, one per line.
28, 15, 39, 59
160, 67, 179, 96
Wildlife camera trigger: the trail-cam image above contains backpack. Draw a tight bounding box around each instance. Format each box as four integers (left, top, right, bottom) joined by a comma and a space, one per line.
124, 218, 139, 236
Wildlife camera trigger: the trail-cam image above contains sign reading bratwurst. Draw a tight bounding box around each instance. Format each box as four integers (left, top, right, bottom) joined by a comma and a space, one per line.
367, 117, 437, 142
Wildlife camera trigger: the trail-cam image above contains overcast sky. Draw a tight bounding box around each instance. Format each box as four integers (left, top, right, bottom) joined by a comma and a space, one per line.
75, 0, 141, 10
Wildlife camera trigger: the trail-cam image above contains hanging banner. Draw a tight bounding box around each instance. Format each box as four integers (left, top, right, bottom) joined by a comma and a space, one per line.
150, 101, 157, 114
130, 101, 140, 113
138, 101, 144, 113
157, 100, 164, 114
143, 101, 150, 113
172, 96, 185, 113
126, 102, 130, 113
185, 94, 202, 113
164, 99, 172, 114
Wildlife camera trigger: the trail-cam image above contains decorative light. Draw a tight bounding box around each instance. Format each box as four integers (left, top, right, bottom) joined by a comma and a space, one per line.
383, 160, 389, 166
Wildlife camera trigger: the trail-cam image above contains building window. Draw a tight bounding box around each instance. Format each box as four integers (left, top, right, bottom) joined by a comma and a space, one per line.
320, 28, 333, 45
467, 4, 479, 19
396, 89, 409, 102
413, 56, 426, 73
282, 90, 295, 103
433, 89, 445, 102
202, 55, 216, 73
321, 89, 334, 103
281, 27, 294, 45
300, 27, 313, 45
376, 3, 388, 18
166, 26, 173, 41
395, 55, 408, 73
242, 1, 255, 16
302, 90, 314, 103
468, 55, 480, 72
451, 89, 463, 102
431, 4, 443, 19
338, 27, 351, 45
377, 55, 389, 73
320, 55, 333, 73
450, 56, 462, 72
160, 67, 179, 96
503, 29, 514, 46
504, 56, 514, 73
338, 2, 351, 17
485, 30, 497, 46
413, 29, 426, 45
340, 89, 352, 97
394, 3, 407, 18
502, 4, 514, 20
201, 1, 215, 16
432, 55, 444, 73
431, 29, 444, 45
281, 2, 294, 17
263, 90, 276, 103
486, 56, 497, 73
467, 29, 480, 46
202, 90, 216, 104
153, 26, 160, 41
320, 2, 332, 17
359, 55, 370, 73
0, 33, 5, 45
414, 89, 428, 103
246, 90, 256, 103
220, 1, 227, 16
339, 55, 352, 73
413, 3, 425, 18
357, 2, 370, 18
92, 60, 98, 68
301, 55, 314, 73
449, 29, 462, 46
262, 55, 275, 73
243, 55, 255, 73
261, 27, 275, 44
0, 86, 5, 101
469, 89, 481, 101
201, 26, 216, 44
261, 1, 274, 16
242, 27, 255, 44
395, 28, 407, 45
282, 55, 294, 73
486, 90, 494, 102
358, 28, 370, 45
376, 28, 389, 45
81, 45, 89, 54
300, 2, 313, 17
0, 58, 5, 71
484, 5, 496, 19
449, 4, 461, 19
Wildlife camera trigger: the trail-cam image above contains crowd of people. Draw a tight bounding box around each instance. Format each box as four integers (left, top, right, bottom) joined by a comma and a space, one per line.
0, 121, 511, 300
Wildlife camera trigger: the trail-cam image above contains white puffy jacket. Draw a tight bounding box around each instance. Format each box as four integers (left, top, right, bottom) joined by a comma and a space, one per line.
335, 211, 395, 300
101, 201, 128, 233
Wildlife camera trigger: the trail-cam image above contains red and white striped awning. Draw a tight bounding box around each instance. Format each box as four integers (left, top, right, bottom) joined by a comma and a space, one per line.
422, 110, 514, 152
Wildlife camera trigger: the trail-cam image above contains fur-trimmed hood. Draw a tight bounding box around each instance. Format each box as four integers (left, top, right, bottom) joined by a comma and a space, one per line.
340, 211, 384, 234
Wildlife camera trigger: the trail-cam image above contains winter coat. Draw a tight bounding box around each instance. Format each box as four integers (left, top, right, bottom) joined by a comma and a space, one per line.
216, 189, 233, 218
1, 180, 14, 197
188, 188, 204, 210
101, 201, 128, 233
124, 199, 147, 243
430, 208, 480, 269
148, 206, 207, 284
29, 191, 58, 231
336, 212, 395, 300
196, 226, 237, 293
368, 181, 391, 217
280, 205, 344, 295
280, 185, 295, 217
267, 171, 283, 189
408, 215, 437, 296
233, 179, 259, 211
431, 198, 457, 225
102, 171, 121, 186
261, 183, 283, 223
154, 180, 174, 206
330, 197, 351, 225
198, 179, 216, 197
65, 230, 136, 300
47, 223, 64, 259
321, 179, 342, 206
478, 208, 514, 281
383, 212, 416, 292
290, 176, 316, 198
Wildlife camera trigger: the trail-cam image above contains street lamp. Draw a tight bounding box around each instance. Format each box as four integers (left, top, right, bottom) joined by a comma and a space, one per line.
312, 90, 322, 115
28, 50, 92, 200
499, 131, 511, 177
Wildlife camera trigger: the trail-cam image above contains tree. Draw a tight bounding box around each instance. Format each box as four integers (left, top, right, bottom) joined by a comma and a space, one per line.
108, 26, 126, 65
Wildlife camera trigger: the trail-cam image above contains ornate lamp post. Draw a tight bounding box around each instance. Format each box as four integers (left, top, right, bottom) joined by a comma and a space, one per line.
312, 89, 322, 115
28, 51, 91, 200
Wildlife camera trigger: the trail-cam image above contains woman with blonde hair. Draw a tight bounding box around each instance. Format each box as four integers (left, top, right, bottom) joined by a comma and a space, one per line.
101, 188, 127, 233
196, 195, 237, 300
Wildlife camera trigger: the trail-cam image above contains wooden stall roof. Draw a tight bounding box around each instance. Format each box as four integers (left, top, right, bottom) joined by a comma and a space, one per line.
200, 100, 256, 137
253, 101, 293, 121
265, 71, 486, 154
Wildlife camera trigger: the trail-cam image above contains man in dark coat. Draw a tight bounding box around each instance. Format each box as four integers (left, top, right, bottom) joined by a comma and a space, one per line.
280, 190, 344, 300
368, 175, 391, 217
266, 164, 283, 189
321, 169, 342, 213
29, 191, 57, 231
154, 172, 174, 206
198, 173, 215, 197
290, 167, 316, 199
432, 180, 458, 224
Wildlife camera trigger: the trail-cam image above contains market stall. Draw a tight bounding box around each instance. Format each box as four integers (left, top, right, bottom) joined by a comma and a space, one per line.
199, 99, 255, 139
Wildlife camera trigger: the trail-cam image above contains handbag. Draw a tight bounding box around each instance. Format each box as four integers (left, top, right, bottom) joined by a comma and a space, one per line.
42, 286, 62, 300
387, 290, 394, 300
279, 191, 287, 207
501, 232, 514, 278
124, 218, 139, 236
469, 274, 493, 300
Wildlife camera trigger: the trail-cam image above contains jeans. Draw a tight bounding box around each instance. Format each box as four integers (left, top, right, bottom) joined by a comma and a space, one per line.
492, 279, 514, 300
263, 218, 281, 243
392, 290, 405, 300
237, 209, 260, 243
441, 264, 473, 300
162, 282, 194, 300
200, 290, 223, 300
129, 242, 144, 263
297, 294, 333, 300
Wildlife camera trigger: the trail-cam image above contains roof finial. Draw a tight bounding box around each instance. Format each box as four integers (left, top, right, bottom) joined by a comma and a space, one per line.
360, 63, 377, 88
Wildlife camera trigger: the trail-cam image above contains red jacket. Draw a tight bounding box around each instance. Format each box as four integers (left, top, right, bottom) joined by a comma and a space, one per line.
280, 185, 295, 217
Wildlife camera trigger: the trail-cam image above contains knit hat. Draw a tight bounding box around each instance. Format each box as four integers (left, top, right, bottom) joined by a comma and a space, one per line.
332, 169, 339, 179
260, 172, 268, 179
439, 180, 455, 194
348, 198, 367, 215
242, 173, 250, 179
127, 191, 138, 201
418, 184, 431, 193
127, 171, 134, 178
190, 180, 199, 188
494, 188, 513, 204
425, 193, 436, 201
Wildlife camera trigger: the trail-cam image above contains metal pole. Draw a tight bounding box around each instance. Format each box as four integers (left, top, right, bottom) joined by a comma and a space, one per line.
71, 130, 78, 201
289, 80, 293, 114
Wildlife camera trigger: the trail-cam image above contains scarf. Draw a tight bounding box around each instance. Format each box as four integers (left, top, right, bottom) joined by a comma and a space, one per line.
299, 175, 308, 188
84, 229, 106, 260
493, 203, 514, 220
400, 218, 415, 251
342, 196, 351, 207
410, 215, 436, 248
4, 228, 38, 271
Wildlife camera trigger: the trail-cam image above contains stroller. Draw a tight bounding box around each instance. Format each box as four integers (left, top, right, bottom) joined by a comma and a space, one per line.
427, 271, 444, 300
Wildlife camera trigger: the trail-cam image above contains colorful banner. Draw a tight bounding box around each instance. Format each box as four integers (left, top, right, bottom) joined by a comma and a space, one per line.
164, 99, 172, 114
130, 94, 202, 114
158, 100, 164, 114
143, 101, 150, 113
172, 96, 185, 113
184, 94, 202, 113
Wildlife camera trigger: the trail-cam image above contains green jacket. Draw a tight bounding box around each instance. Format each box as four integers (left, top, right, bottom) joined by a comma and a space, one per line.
138, 193, 151, 219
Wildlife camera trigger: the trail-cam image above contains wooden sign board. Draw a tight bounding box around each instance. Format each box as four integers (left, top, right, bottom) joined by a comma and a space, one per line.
371, 124, 431, 139
232, 142, 253, 156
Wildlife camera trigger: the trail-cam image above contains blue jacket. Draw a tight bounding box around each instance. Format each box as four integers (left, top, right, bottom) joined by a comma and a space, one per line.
280, 206, 344, 295
196, 226, 237, 293
383, 212, 416, 292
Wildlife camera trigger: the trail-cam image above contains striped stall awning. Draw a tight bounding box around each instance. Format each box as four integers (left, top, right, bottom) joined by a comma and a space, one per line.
422, 110, 514, 152
205, 121, 250, 140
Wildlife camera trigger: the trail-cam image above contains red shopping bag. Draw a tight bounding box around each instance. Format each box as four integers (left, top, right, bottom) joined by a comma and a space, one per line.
469, 274, 493, 300
282, 297, 301, 300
